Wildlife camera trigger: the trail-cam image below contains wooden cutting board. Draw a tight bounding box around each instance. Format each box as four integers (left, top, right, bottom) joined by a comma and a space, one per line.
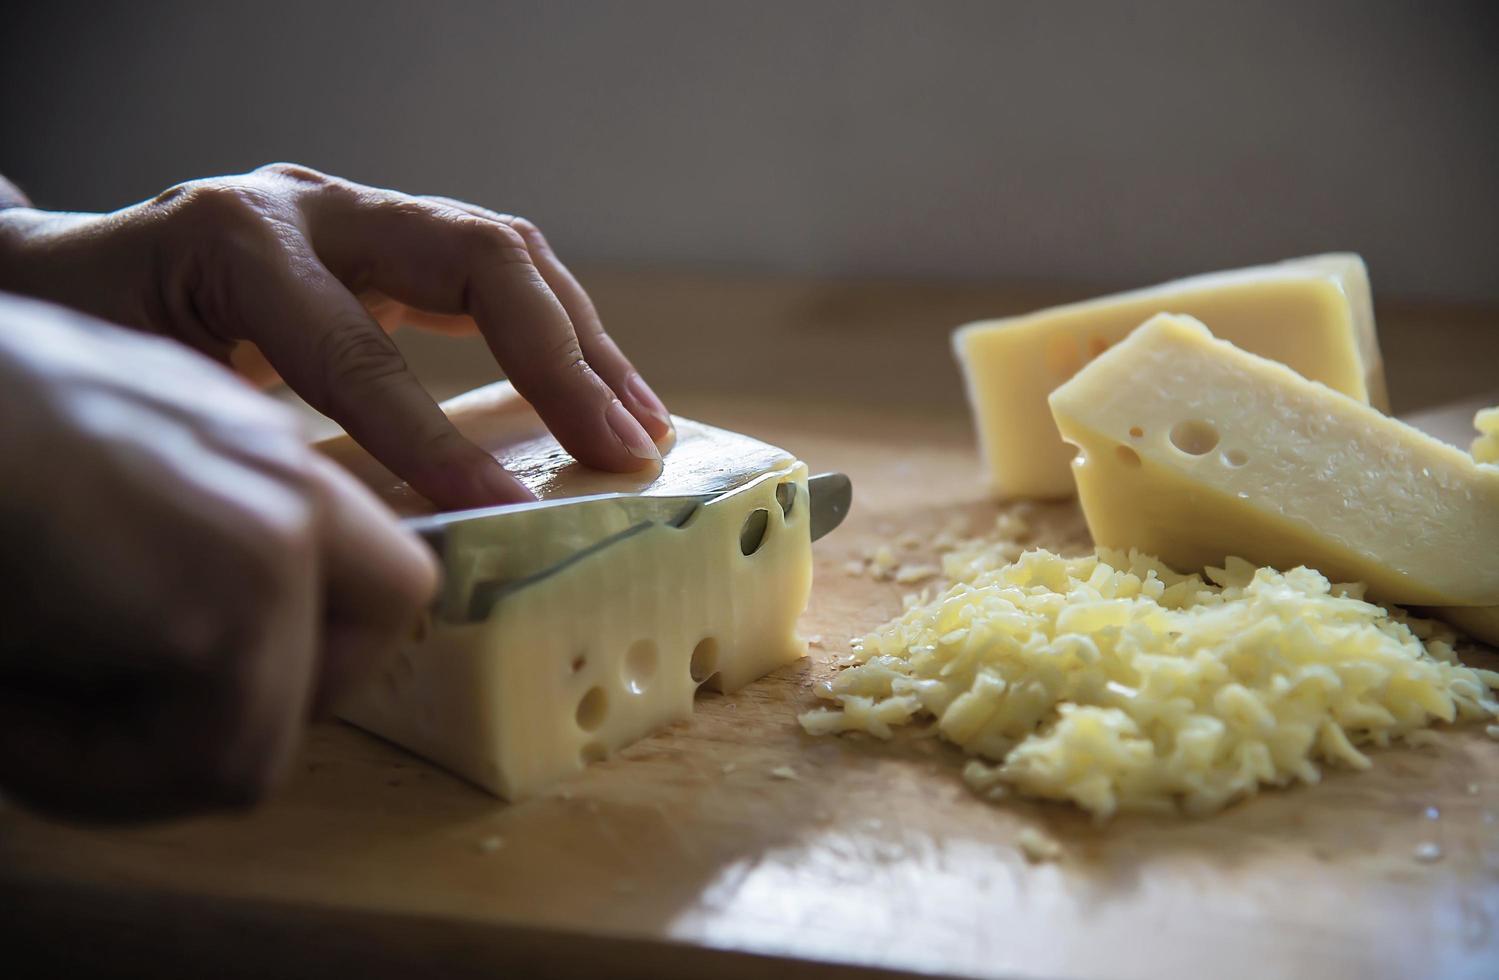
2, 272, 1497, 979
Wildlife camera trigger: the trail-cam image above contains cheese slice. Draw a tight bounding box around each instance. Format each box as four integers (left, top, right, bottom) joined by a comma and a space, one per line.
319, 383, 814, 799
953, 254, 1385, 499
1048, 315, 1499, 607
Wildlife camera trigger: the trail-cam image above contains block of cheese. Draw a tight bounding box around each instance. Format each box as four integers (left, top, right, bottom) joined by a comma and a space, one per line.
318, 382, 814, 799
1048, 315, 1499, 607
953, 254, 1386, 498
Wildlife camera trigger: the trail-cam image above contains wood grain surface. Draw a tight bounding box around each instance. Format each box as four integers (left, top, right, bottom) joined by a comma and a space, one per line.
2, 271, 1497, 979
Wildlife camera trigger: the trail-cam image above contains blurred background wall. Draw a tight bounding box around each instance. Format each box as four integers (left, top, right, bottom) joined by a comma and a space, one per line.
3, 0, 1496, 302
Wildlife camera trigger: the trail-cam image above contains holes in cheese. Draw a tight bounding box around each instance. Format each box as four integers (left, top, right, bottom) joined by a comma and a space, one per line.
576, 686, 608, 731
775, 480, 797, 517
1049, 314, 1499, 607
952, 253, 1384, 499
740, 509, 771, 556
690, 637, 720, 684
1168, 419, 1220, 456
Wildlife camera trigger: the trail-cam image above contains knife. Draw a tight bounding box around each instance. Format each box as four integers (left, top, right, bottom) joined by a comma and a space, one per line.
406, 472, 852, 623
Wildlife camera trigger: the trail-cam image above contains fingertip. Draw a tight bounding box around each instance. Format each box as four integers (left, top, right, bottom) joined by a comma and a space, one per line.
476, 459, 537, 504
606, 399, 663, 467
624, 372, 673, 440
402, 444, 536, 510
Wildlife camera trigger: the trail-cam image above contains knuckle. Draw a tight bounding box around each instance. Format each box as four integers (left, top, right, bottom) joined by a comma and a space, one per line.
255, 161, 328, 185
459, 218, 532, 264
174, 181, 269, 225
314, 323, 408, 393
544, 335, 591, 379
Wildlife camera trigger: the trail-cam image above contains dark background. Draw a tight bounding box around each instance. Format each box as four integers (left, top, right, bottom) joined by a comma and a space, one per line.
3, 0, 1497, 302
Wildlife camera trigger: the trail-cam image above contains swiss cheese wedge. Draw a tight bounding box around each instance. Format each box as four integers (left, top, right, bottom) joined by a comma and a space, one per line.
954, 254, 1385, 498
319, 383, 814, 798
1048, 315, 1499, 607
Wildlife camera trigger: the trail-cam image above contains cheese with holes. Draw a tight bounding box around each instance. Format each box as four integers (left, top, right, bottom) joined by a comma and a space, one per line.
953, 254, 1385, 498
319, 383, 813, 799
1048, 315, 1499, 607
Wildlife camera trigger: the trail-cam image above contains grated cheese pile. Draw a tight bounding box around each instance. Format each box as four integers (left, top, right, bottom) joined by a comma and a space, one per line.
800, 548, 1499, 821
1474, 406, 1499, 465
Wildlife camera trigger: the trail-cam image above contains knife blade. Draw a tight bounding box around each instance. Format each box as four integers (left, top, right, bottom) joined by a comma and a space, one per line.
407, 471, 852, 622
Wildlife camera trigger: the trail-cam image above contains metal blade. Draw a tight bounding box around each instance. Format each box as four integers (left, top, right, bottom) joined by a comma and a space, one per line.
408, 470, 853, 623
807, 472, 852, 542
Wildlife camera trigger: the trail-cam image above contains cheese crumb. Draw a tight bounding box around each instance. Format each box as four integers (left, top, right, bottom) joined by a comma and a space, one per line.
799, 548, 1499, 821
993, 511, 1031, 541
893, 563, 941, 585
1473, 407, 1499, 465
1016, 826, 1062, 863
868, 546, 899, 580
843, 559, 867, 576
1413, 841, 1444, 863
769, 765, 800, 781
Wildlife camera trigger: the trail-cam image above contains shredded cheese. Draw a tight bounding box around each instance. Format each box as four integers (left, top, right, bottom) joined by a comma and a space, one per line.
1474, 406, 1499, 465
800, 548, 1499, 821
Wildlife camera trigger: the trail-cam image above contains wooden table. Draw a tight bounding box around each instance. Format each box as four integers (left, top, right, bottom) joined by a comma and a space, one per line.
3, 271, 1498, 979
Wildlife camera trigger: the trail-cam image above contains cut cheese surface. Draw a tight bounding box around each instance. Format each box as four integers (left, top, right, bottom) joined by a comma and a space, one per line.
321, 382, 813, 799
1048, 315, 1499, 607
953, 253, 1385, 498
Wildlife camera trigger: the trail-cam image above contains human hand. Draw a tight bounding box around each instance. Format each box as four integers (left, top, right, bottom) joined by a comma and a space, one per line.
0, 164, 671, 509
0, 291, 436, 820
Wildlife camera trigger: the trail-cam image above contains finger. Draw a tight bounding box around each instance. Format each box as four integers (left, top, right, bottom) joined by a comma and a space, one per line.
303, 189, 662, 473
307, 455, 438, 713
235, 240, 535, 509
425, 198, 672, 439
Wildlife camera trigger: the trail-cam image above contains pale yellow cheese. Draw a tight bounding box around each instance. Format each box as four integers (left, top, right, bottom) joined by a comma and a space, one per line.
320, 383, 813, 799
952, 254, 1385, 499
800, 548, 1499, 821
1474, 407, 1499, 465
1416, 407, 1499, 647
1047, 315, 1499, 607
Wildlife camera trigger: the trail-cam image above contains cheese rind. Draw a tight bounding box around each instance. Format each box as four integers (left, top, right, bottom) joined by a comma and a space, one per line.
1048, 315, 1499, 607
953, 254, 1384, 498
322, 383, 814, 799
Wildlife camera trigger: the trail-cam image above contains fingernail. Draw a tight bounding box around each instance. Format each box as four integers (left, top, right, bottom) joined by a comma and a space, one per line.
607, 399, 661, 462
479, 462, 535, 503
626, 373, 671, 430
